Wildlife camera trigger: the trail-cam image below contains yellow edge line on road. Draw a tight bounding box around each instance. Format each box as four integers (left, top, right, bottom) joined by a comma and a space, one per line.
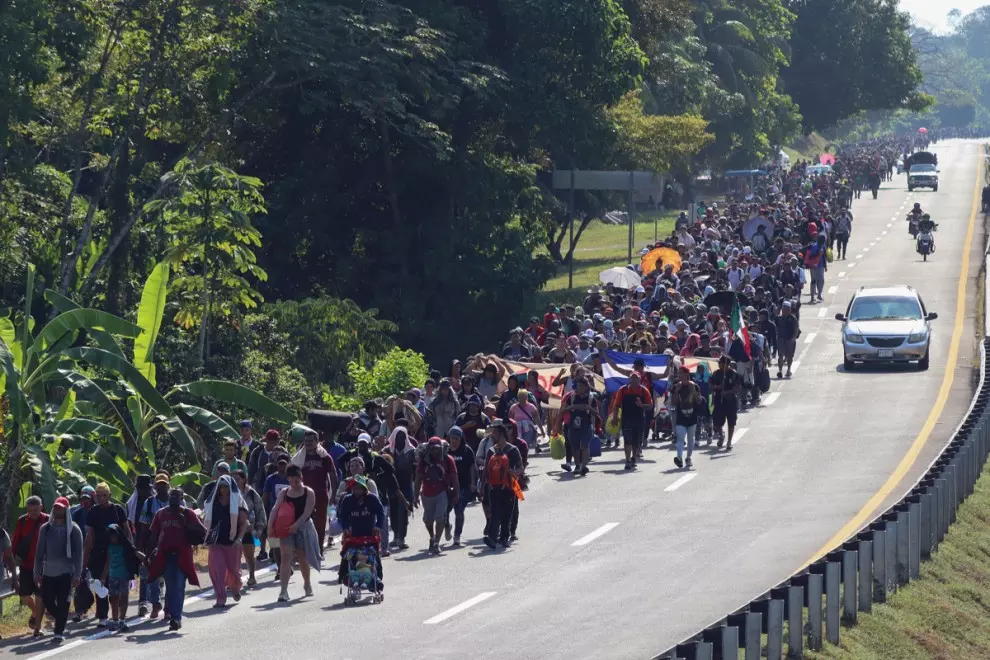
803, 145, 983, 567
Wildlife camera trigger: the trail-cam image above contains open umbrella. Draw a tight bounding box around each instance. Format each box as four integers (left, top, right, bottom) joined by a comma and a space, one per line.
742, 215, 774, 242
599, 266, 641, 290
918, 127, 928, 134
640, 247, 682, 276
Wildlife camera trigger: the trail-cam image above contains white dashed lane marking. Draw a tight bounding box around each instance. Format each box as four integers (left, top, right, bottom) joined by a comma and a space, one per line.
828, 285, 839, 294
424, 592, 498, 624
571, 523, 621, 546
817, 307, 829, 318
763, 392, 781, 406
664, 474, 697, 492
804, 332, 817, 344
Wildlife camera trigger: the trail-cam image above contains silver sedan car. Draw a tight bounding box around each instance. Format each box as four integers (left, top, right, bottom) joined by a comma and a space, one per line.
835, 285, 937, 370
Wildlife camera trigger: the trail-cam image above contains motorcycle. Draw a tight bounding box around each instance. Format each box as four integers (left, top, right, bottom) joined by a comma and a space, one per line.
916, 223, 937, 261
907, 214, 919, 238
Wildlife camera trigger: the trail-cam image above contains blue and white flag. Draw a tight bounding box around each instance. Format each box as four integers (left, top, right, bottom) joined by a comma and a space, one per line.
603, 351, 669, 394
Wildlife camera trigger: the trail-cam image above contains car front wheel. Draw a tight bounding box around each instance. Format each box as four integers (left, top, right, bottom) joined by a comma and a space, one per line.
919, 348, 930, 370
844, 355, 855, 371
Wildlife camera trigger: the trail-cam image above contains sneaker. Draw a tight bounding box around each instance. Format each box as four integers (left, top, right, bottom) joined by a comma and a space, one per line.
52, 635, 64, 644
257, 550, 269, 562
777, 371, 783, 379
726, 443, 733, 451
580, 466, 589, 476
169, 619, 181, 631
118, 622, 130, 633
398, 538, 409, 550
484, 536, 497, 549
685, 457, 693, 469
717, 437, 725, 448
429, 543, 441, 555
72, 614, 83, 624
509, 534, 518, 542
278, 590, 290, 602
138, 605, 149, 617
674, 456, 683, 468
452, 537, 461, 547
97, 618, 108, 628
561, 463, 572, 472
232, 591, 241, 602
624, 462, 632, 470
498, 539, 510, 548
246, 577, 257, 587
304, 584, 314, 597
108, 620, 119, 632
444, 522, 452, 541
150, 604, 162, 620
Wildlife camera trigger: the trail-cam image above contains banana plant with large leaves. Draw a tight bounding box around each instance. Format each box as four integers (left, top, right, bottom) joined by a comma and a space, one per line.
48, 261, 294, 476
0, 265, 148, 524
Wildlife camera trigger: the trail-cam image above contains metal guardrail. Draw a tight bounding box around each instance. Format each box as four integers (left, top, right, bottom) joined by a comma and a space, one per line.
655, 338, 990, 660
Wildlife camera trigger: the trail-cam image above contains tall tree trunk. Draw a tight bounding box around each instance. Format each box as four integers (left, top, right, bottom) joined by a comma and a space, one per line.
197, 254, 210, 372
104, 142, 132, 315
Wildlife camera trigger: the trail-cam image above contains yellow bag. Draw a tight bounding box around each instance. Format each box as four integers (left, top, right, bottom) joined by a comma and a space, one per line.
549, 434, 566, 460
825, 247, 834, 263
605, 411, 621, 437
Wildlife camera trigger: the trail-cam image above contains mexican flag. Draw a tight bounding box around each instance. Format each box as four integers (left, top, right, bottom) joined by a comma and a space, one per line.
730, 296, 752, 358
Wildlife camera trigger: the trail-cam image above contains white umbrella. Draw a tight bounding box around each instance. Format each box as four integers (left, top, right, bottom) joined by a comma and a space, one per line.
599, 266, 641, 290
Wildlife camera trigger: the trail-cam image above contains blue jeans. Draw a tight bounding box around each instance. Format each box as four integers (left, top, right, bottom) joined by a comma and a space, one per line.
163, 554, 186, 622
139, 566, 161, 607
675, 424, 697, 461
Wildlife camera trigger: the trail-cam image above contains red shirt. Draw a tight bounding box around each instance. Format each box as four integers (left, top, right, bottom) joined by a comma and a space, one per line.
11, 513, 49, 569
611, 384, 653, 421
416, 455, 458, 498
301, 451, 337, 501
149, 507, 202, 552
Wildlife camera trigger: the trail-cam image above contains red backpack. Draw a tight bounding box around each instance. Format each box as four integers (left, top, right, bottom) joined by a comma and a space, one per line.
487, 451, 511, 488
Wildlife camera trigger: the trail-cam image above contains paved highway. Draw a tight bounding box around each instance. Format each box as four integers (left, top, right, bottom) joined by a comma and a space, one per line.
4, 140, 985, 660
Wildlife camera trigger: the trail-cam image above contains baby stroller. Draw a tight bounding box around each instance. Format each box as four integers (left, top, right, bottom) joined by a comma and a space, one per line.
651, 406, 673, 444
340, 533, 384, 605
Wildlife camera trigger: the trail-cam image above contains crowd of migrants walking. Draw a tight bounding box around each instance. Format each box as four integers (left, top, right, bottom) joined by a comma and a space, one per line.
0, 132, 921, 645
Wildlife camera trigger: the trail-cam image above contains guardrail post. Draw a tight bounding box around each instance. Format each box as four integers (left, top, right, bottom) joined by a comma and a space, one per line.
935, 472, 948, 542
946, 458, 958, 523
895, 505, 910, 586
773, 583, 803, 659
870, 521, 887, 603
919, 480, 934, 558
727, 611, 761, 660
702, 625, 738, 660
824, 557, 841, 645
675, 641, 712, 660
840, 543, 858, 624
887, 515, 899, 594
908, 495, 921, 579
806, 572, 823, 651
758, 595, 785, 660
856, 533, 872, 613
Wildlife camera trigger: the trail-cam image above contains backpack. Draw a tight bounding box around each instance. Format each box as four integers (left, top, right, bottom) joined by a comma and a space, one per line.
487, 451, 511, 488
422, 456, 448, 486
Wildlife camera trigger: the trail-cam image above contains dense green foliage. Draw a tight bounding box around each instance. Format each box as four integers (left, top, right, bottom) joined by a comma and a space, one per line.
0, 0, 930, 460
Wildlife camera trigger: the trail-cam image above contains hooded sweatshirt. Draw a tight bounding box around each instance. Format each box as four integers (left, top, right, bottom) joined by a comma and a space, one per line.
34, 519, 83, 579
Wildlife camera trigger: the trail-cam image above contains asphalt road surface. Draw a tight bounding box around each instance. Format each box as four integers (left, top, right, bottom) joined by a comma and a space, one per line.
4, 140, 985, 660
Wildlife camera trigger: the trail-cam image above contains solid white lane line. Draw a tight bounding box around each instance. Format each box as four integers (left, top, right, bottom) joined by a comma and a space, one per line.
763, 392, 781, 406
665, 474, 698, 492
804, 332, 817, 344
731, 428, 750, 445
571, 522, 621, 546
817, 307, 829, 318
790, 360, 801, 374
828, 285, 839, 294
425, 592, 498, 624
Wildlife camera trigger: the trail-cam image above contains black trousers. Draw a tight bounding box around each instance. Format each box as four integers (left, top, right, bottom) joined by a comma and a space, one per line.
42, 573, 72, 635
389, 496, 408, 541
488, 488, 514, 542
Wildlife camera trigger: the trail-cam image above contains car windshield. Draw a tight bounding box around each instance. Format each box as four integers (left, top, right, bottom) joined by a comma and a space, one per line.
911, 165, 936, 173
848, 296, 923, 321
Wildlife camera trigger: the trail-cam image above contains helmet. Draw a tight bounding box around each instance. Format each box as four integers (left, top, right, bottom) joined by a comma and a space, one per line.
913, 203, 922, 210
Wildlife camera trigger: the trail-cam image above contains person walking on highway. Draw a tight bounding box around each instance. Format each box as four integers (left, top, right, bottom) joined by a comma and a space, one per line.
203, 474, 249, 608
802, 234, 827, 303
447, 427, 477, 547
233, 469, 267, 588
671, 366, 703, 469
136, 475, 169, 619
775, 301, 800, 379
710, 356, 742, 450
10, 496, 48, 637
481, 421, 523, 549
414, 437, 459, 554
561, 377, 599, 476
291, 427, 338, 552
69, 486, 95, 622
33, 497, 83, 643
269, 465, 321, 602
610, 372, 654, 470
83, 483, 131, 629
834, 209, 852, 260
148, 487, 207, 631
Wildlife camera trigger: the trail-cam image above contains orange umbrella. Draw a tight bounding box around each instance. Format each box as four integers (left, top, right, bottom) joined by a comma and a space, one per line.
641, 247, 682, 275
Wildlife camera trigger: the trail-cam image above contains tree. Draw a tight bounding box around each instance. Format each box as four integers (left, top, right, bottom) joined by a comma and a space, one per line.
146, 159, 267, 368
783, 0, 928, 132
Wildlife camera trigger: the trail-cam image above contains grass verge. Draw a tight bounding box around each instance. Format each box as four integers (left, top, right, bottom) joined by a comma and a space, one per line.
535, 212, 677, 310
807, 459, 990, 660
